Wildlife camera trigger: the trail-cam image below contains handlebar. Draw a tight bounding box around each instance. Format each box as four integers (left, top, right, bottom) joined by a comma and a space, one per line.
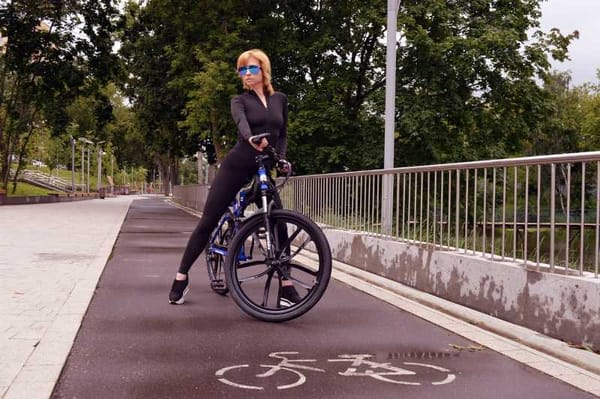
249, 132, 270, 144
249, 134, 292, 183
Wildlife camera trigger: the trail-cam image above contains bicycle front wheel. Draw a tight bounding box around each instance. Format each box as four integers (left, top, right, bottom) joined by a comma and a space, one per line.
224, 209, 332, 322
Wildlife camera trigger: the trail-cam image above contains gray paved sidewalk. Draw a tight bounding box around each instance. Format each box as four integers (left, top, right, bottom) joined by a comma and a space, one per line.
0, 196, 138, 399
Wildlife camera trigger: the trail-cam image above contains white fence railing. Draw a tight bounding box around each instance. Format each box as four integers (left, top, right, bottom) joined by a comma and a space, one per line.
280, 152, 600, 278
10, 169, 79, 192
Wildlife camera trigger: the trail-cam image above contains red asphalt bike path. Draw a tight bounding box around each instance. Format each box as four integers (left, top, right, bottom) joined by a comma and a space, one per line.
51, 198, 595, 399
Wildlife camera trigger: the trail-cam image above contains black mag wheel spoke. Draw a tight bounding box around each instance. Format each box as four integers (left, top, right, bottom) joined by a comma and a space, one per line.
284, 276, 315, 291
252, 231, 270, 258
237, 269, 272, 284
273, 224, 316, 264
288, 236, 313, 260
235, 259, 266, 269
207, 213, 234, 295
236, 260, 273, 284
261, 269, 276, 306
275, 225, 302, 259
285, 262, 319, 277
280, 263, 319, 290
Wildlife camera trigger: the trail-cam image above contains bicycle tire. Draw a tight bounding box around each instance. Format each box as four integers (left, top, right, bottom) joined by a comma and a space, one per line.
206, 211, 235, 295
224, 209, 332, 322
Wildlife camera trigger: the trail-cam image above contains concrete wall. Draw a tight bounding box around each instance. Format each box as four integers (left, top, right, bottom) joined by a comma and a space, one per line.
325, 228, 600, 351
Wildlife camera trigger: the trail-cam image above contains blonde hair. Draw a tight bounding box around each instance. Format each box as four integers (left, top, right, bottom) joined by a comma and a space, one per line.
236, 49, 275, 95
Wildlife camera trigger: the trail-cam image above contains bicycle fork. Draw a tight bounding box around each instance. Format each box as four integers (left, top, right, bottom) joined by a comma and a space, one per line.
258, 165, 275, 257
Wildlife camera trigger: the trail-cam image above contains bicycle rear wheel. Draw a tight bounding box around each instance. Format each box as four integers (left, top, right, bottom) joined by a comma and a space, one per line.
224, 209, 331, 322
206, 212, 235, 295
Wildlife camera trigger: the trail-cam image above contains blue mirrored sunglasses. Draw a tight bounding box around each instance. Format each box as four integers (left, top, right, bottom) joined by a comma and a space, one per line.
238, 65, 261, 76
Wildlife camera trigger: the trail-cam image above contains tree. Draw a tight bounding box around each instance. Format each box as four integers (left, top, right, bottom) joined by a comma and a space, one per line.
526, 71, 583, 155
118, 0, 580, 180
119, 0, 391, 177
103, 83, 145, 173
579, 70, 600, 151
179, 2, 249, 163
394, 0, 578, 166
0, 0, 119, 192
119, 0, 203, 193
182, 57, 240, 162
259, 0, 388, 173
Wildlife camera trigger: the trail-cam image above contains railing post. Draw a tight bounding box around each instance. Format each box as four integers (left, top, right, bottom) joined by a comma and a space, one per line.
382, 0, 400, 235
550, 163, 556, 271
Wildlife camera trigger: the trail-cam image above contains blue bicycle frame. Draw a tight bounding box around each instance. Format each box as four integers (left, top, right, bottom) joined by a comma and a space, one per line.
207, 162, 271, 262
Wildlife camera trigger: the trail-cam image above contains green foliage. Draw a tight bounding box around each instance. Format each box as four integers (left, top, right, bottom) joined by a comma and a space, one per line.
529, 71, 583, 154
528, 70, 600, 156
395, 0, 579, 166
266, 0, 388, 173
114, 0, 587, 181
579, 75, 600, 151
118, 0, 390, 176
0, 0, 120, 191
2, 0, 594, 195
118, 0, 201, 191
182, 52, 241, 162
178, 157, 198, 185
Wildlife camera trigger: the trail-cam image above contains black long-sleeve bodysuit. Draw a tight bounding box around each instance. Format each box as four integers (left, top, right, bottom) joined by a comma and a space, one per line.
178, 90, 288, 273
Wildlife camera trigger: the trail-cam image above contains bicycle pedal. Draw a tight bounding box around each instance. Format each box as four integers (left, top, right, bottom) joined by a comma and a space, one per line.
211, 280, 226, 289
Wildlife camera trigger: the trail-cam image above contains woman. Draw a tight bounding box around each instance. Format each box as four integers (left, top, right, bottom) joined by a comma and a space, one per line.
169, 49, 300, 306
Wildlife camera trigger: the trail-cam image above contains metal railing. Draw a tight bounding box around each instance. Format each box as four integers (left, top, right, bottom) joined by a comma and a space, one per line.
280, 152, 600, 278
10, 169, 80, 192
172, 184, 210, 211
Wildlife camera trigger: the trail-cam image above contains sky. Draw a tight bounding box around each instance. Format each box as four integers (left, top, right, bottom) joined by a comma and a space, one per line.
538, 0, 600, 86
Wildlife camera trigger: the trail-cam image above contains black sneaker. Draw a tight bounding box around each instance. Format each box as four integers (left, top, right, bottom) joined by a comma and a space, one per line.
279, 285, 302, 307
169, 278, 189, 304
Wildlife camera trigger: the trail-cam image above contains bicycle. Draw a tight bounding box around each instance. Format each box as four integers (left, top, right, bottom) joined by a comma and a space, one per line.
206, 133, 332, 322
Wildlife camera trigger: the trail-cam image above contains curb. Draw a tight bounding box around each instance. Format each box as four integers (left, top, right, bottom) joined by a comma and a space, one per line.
0, 193, 99, 205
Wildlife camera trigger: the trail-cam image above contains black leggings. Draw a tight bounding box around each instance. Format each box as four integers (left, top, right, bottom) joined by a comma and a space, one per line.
178, 142, 282, 274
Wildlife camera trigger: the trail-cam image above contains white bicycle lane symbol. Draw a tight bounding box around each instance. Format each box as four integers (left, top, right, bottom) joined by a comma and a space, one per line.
215, 351, 456, 390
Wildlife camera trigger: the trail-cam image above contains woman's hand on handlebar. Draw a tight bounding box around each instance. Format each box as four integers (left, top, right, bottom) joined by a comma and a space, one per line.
276, 159, 292, 175
249, 133, 270, 151
248, 137, 268, 151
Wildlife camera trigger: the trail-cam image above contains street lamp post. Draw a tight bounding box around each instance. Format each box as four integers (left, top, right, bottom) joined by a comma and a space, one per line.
80, 142, 85, 189
197, 150, 201, 184
87, 146, 91, 193
77, 137, 94, 193
96, 141, 105, 196
70, 136, 76, 192
382, 0, 401, 235
110, 154, 114, 194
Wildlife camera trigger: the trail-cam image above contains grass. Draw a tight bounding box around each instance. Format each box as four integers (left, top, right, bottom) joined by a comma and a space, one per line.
5, 182, 61, 196
8, 164, 110, 194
